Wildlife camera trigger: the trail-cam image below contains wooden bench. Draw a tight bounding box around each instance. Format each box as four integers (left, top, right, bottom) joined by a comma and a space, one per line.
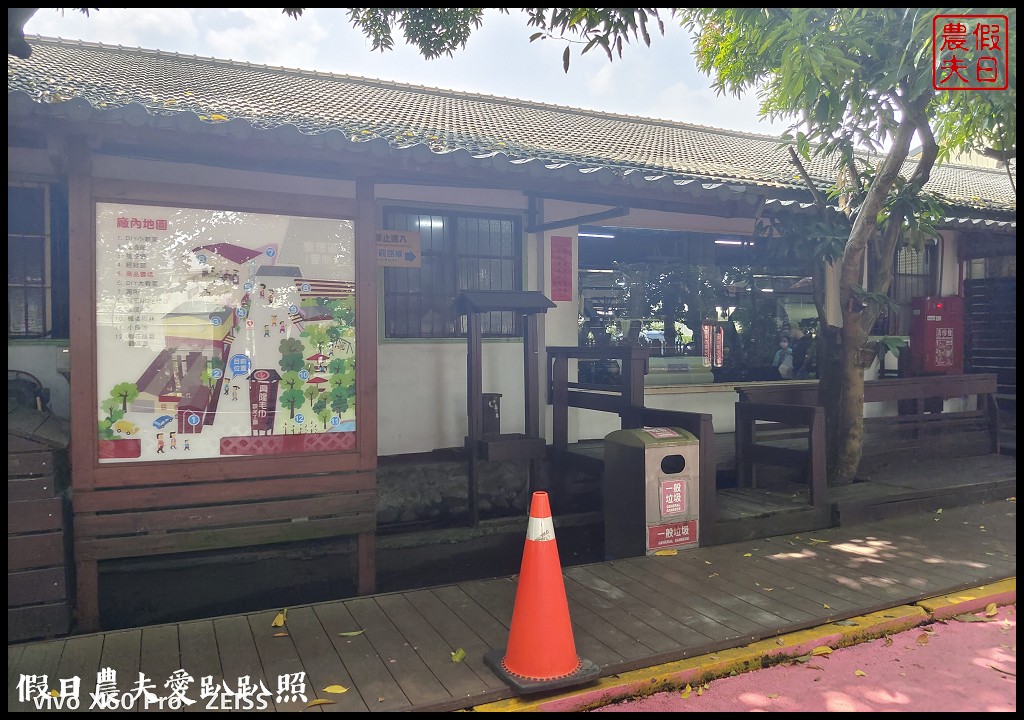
73, 471, 377, 631
733, 374, 1000, 497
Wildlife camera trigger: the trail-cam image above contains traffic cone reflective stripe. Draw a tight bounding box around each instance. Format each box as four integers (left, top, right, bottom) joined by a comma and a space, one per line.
485, 492, 599, 693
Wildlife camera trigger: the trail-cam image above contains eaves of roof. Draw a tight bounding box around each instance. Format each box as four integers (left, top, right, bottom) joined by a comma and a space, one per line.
7, 35, 1017, 218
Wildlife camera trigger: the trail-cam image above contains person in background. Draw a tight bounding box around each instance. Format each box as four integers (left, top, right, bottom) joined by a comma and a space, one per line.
772, 335, 794, 379
790, 325, 816, 379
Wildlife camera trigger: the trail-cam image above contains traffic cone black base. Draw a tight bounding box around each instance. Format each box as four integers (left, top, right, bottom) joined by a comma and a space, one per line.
484, 649, 599, 694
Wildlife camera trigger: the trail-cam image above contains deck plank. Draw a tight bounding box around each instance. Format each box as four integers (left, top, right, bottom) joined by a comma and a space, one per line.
280, 605, 368, 713
139, 624, 180, 712
402, 589, 506, 692
212, 615, 273, 712
177, 620, 222, 713
564, 566, 717, 647
311, 600, 411, 712
9, 640, 64, 712
247, 610, 313, 712
4, 500, 1016, 713
563, 574, 681, 654
98, 629, 142, 712
687, 544, 872, 614
581, 562, 753, 643
609, 559, 780, 635
636, 552, 824, 624
343, 596, 451, 708
374, 593, 492, 702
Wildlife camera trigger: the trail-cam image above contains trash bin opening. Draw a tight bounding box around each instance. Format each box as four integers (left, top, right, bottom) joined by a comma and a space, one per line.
660, 454, 686, 474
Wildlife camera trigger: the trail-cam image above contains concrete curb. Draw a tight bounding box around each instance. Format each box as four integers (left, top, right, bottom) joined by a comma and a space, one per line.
471, 577, 1016, 712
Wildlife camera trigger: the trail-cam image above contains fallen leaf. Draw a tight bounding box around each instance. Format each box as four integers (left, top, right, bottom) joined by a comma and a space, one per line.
271, 609, 288, 627
451, 648, 466, 663
273, 632, 290, 638
811, 646, 833, 656
680, 684, 692, 699
654, 549, 678, 556
884, 636, 894, 646
808, 538, 829, 544
708, 572, 719, 578
807, 664, 825, 671
916, 633, 929, 645
322, 685, 348, 694
989, 664, 1015, 676
793, 654, 812, 663
767, 693, 779, 699
855, 669, 867, 677
305, 699, 336, 709
338, 630, 364, 637
48, 689, 60, 697
743, 553, 752, 557
834, 620, 858, 626
952, 613, 992, 623
935, 508, 943, 514
985, 603, 999, 617
209, 113, 229, 122
378, 697, 385, 703
764, 588, 773, 592
776, 638, 785, 645
697, 685, 705, 696
823, 604, 831, 609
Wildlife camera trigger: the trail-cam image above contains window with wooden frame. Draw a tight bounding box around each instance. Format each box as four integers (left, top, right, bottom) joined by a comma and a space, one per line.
8, 182, 69, 339
872, 243, 937, 336
382, 207, 523, 339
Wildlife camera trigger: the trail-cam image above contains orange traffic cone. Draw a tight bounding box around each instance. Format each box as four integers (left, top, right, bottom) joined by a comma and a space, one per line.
485, 491, 599, 693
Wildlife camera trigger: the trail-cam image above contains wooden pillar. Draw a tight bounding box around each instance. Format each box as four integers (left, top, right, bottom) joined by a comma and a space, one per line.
523, 313, 541, 491
466, 312, 483, 526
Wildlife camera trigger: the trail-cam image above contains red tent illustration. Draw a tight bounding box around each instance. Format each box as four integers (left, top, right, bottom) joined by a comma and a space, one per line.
307, 353, 328, 372
306, 376, 328, 392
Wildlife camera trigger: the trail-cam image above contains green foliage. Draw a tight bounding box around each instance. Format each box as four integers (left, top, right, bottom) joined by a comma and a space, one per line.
110, 381, 139, 413
279, 387, 305, 418
343, 8, 487, 59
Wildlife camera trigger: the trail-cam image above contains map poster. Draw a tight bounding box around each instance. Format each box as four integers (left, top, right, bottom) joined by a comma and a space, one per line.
95, 203, 357, 463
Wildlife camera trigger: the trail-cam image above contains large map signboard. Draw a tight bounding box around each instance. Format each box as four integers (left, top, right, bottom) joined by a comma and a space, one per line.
95, 203, 357, 463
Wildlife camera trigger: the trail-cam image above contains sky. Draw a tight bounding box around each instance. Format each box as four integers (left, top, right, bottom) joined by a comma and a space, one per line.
22, 8, 792, 138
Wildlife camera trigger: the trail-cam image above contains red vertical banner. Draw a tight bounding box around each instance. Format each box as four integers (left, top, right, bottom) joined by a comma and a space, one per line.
701, 322, 724, 368
550, 235, 573, 302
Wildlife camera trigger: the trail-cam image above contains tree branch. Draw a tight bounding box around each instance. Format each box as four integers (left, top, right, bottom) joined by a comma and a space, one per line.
787, 146, 827, 209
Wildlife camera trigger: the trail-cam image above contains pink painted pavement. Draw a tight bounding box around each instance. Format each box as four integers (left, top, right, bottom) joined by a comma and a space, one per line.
593, 604, 1016, 712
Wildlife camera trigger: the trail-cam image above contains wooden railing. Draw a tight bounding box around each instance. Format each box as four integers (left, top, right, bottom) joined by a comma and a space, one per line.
734, 373, 1000, 490
546, 345, 719, 523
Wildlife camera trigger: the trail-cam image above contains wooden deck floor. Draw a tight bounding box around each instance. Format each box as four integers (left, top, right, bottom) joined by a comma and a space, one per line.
8, 499, 1016, 712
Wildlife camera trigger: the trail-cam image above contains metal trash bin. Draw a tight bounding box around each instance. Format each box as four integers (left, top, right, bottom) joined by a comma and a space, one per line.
603, 426, 700, 559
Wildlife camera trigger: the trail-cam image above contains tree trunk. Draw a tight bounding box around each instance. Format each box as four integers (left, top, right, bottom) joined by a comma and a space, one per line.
817, 323, 866, 486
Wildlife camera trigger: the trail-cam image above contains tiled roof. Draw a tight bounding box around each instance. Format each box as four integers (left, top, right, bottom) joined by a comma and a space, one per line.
8, 36, 1016, 215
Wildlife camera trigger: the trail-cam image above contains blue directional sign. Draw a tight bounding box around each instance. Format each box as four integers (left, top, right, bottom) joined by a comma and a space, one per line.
295, 413, 304, 424
211, 368, 223, 379
299, 370, 309, 380
265, 247, 277, 258
229, 354, 251, 376
187, 413, 201, 427
330, 416, 341, 426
